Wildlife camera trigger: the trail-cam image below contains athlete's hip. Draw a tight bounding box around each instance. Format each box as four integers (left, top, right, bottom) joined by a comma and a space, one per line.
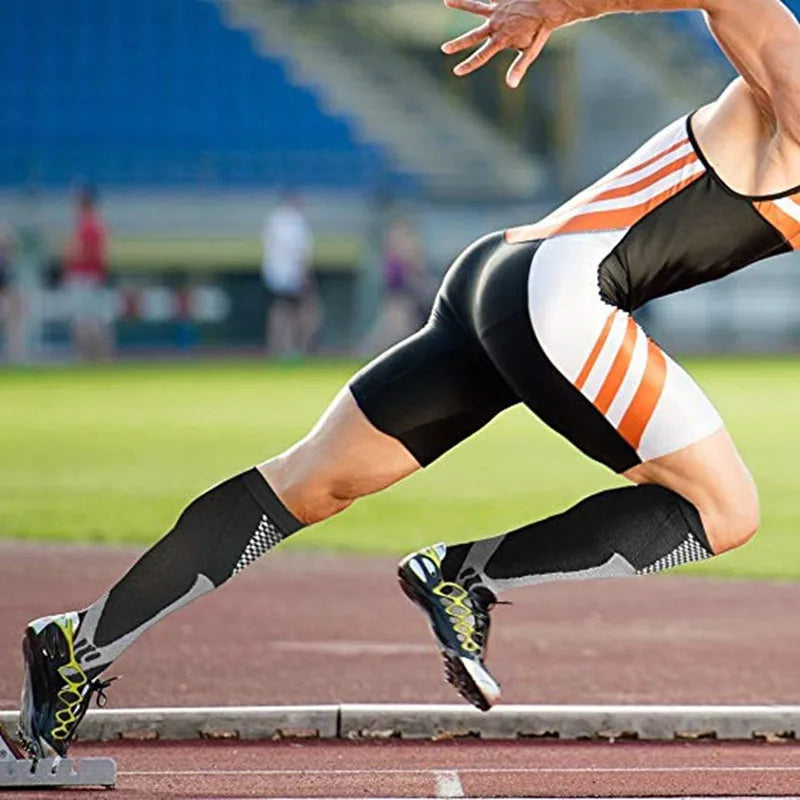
434, 231, 542, 341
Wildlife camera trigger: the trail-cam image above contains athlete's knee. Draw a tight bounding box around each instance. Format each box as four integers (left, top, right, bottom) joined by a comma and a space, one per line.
268, 479, 355, 527
720, 487, 759, 552
701, 481, 759, 554
297, 476, 360, 524
259, 387, 420, 525
260, 450, 357, 526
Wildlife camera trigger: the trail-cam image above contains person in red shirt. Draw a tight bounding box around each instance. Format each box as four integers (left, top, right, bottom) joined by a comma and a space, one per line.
64, 186, 113, 361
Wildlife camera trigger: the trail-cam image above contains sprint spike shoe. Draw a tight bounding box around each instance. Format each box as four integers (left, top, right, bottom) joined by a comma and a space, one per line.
19, 612, 115, 760
398, 543, 501, 711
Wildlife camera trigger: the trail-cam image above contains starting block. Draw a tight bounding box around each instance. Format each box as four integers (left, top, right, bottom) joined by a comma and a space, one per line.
0, 724, 116, 790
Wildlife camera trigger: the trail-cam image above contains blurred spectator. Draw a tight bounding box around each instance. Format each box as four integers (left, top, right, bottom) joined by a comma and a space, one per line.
0, 222, 19, 362
64, 186, 113, 361
3, 193, 47, 364
362, 217, 431, 354
261, 192, 319, 359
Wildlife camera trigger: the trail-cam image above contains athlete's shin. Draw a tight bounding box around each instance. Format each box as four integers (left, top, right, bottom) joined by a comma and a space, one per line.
73, 469, 304, 674
440, 484, 713, 596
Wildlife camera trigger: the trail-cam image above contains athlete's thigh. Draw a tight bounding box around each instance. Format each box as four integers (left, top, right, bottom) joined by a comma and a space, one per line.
350, 260, 518, 467
476, 233, 724, 473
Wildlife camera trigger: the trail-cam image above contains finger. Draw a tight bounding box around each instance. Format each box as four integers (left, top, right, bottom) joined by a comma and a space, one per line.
506, 30, 549, 88
442, 22, 491, 54
454, 37, 504, 76
443, 0, 495, 17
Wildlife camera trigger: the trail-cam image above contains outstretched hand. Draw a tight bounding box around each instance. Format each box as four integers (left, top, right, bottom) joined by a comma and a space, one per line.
441, 0, 578, 88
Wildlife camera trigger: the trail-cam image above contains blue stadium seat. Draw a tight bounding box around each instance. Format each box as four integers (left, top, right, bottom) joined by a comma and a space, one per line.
0, 0, 401, 189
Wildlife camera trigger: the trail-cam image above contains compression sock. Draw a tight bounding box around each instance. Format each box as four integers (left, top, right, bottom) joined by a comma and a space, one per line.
71, 468, 303, 674
440, 484, 713, 596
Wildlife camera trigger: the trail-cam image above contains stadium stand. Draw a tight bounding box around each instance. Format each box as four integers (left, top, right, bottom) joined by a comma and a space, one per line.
222, 0, 543, 199
0, 0, 403, 189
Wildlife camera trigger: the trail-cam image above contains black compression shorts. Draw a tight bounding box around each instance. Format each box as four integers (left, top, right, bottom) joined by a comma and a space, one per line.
349, 232, 654, 473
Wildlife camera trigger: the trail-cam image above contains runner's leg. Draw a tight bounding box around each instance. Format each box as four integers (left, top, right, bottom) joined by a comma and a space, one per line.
67, 234, 518, 676
258, 388, 420, 524
430, 234, 757, 593
624, 428, 758, 554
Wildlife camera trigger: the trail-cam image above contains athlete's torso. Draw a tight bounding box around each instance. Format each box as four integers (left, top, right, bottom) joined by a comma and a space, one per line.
506, 85, 800, 311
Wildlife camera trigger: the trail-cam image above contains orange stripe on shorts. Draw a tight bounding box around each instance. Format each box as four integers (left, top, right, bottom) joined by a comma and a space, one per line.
594, 316, 638, 414
617, 339, 668, 450
575, 310, 617, 390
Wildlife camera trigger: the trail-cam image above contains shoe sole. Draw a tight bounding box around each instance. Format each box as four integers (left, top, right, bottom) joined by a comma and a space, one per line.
442, 650, 499, 712
397, 564, 500, 712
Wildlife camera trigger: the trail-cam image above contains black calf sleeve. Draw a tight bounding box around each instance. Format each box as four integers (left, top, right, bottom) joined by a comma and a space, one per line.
76, 469, 303, 671
441, 485, 712, 595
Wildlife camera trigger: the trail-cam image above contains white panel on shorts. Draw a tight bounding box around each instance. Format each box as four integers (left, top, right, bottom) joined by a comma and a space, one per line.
527, 232, 723, 465
638, 358, 723, 462
527, 232, 626, 382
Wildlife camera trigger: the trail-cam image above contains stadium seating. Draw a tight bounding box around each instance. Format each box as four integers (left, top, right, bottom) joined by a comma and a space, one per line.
0, 0, 397, 188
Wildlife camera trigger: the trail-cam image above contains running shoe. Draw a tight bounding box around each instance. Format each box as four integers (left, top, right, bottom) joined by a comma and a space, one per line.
18, 612, 114, 760
398, 543, 501, 711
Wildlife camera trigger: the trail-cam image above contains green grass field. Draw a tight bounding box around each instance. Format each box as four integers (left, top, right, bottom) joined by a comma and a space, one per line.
1, 357, 799, 579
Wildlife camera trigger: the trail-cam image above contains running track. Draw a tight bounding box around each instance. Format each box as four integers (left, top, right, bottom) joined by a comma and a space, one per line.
3, 543, 800, 708
13, 740, 800, 798
4, 542, 800, 798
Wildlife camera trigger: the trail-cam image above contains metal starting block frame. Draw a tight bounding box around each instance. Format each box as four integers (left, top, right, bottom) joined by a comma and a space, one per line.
0, 724, 116, 790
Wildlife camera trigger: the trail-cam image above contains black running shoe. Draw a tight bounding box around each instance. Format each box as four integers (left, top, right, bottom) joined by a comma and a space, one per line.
398, 543, 501, 711
19, 612, 114, 759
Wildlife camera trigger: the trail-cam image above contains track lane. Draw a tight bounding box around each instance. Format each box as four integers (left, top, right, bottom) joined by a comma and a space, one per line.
9, 739, 800, 799
4, 544, 800, 710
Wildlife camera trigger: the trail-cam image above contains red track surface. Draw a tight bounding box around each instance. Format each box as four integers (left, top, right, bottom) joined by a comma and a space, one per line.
10, 739, 800, 798
4, 542, 800, 798
3, 542, 800, 709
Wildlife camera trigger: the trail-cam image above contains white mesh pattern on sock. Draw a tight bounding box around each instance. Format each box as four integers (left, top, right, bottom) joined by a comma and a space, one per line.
233, 514, 284, 575
637, 533, 711, 575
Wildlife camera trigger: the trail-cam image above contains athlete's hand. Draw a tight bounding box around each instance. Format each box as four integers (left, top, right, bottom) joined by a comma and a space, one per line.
441, 0, 579, 88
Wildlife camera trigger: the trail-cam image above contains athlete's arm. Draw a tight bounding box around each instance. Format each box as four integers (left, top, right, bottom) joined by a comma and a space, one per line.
702, 0, 800, 140
443, 0, 800, 139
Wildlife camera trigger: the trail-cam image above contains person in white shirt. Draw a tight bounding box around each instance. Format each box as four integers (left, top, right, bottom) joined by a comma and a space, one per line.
261, 193, 318, 357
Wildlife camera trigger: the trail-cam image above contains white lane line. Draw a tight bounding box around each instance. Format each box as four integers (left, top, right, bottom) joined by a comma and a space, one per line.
435, 770, 464, 798
120, 765, 800, 776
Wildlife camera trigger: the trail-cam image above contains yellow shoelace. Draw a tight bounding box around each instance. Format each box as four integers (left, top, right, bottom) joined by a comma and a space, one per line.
433, 581, 482, 654
52, 657, 90, 741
